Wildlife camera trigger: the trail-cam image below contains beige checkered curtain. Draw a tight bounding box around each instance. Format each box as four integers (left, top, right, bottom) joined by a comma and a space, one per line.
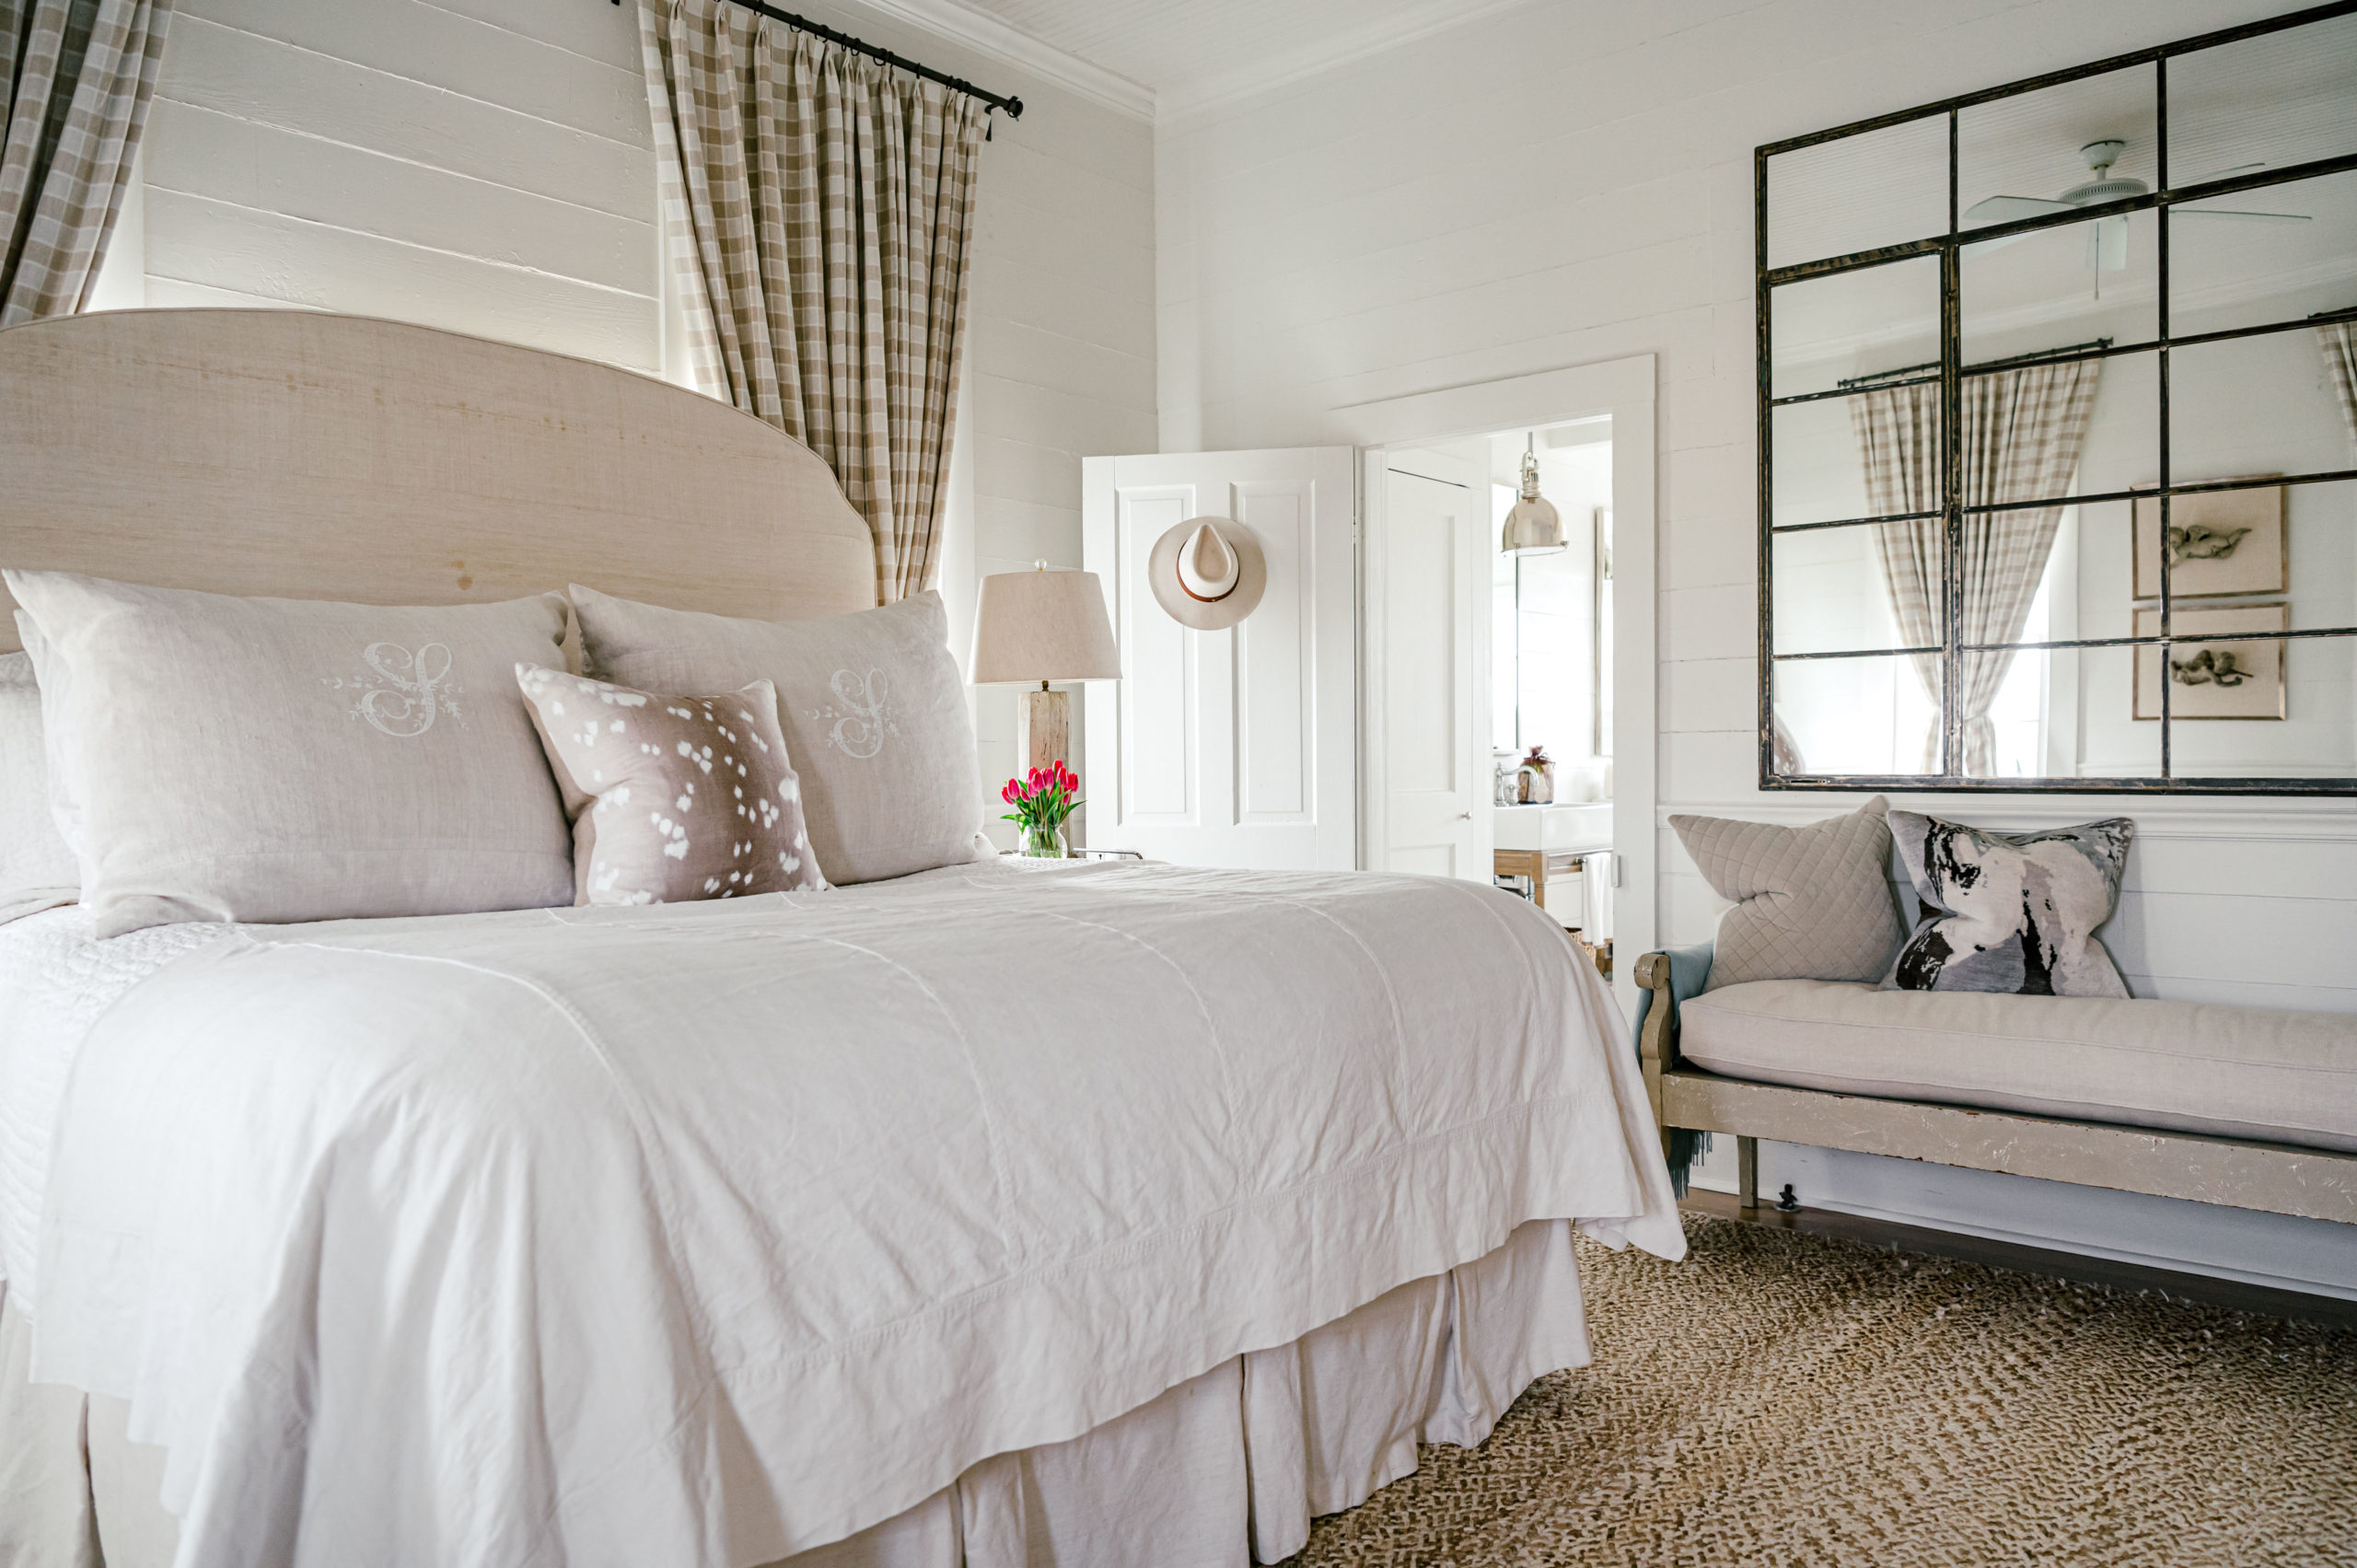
2322, 322, 2357, 452
1852, 357, 2100, 774
640, 0, 985, 603
1848, 380, 1945, 769
0, 0, 171, 325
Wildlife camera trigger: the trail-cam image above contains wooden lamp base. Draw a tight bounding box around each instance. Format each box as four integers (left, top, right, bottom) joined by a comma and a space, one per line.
1015, 683, 1070, 774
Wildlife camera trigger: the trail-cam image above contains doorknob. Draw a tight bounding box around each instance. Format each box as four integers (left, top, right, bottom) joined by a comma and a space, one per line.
1456, 811, 1471, 819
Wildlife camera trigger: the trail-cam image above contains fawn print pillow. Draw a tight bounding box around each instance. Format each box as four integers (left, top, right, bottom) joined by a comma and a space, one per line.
517, 666, 827, 906
567, 586, 992, 885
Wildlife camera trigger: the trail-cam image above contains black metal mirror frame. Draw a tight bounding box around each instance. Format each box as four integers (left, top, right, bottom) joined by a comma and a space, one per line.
1756, 0, 2357, 795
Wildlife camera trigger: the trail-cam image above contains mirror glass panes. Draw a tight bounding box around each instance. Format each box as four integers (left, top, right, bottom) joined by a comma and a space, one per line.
2171, 330, 2356, 483
1759, 6, 2357, 793
2168, 635, 2357, 780
1765, 115, 1947, 270
1770, 390, 1914, 529
2023, 347, 2156, 505
2170, 168, 2357, 338
1959, 209, 2158, 364
2001, 643, 2162, 781
2276, 480, 2357, 632
2168, 11, 2357, 189
1771, 258, 1941, 399
1771, 521, 1942, 656
1957, 64, 2155, 234
1773, 653, 1944, 777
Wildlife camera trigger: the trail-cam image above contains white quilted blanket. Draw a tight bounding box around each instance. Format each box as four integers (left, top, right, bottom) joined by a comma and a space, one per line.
29, 859, 1680, 1568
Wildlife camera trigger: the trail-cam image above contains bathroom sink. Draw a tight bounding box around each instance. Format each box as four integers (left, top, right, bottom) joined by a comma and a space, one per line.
1493, 802, 1612, 853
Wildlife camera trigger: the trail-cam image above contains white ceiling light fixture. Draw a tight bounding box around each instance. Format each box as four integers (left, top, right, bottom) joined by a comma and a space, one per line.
1501, 435, 1566, 556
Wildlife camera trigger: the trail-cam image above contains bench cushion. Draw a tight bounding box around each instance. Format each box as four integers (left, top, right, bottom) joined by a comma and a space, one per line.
1678, 981, 2357, 1155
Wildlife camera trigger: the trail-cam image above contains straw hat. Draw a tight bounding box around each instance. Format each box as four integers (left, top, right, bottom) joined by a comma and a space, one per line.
1148, 517, 1267, 632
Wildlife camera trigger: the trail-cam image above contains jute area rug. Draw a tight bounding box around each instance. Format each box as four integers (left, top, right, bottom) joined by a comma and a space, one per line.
1286, 1213, 2357, 1566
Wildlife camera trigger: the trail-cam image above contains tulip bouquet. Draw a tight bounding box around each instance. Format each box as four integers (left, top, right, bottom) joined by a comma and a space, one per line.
1002, 761, 1082, 858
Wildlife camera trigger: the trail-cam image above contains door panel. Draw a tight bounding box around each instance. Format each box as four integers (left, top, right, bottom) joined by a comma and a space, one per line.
1365, 445, 1490, 880
1384, 500, 1456, 792
1237, 484, 1307, 821
1119, 490, 1195, 821
1082, 447, 1357, 870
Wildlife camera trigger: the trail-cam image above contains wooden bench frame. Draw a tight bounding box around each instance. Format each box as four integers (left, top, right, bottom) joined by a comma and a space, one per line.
1633, 952, 2357, 1226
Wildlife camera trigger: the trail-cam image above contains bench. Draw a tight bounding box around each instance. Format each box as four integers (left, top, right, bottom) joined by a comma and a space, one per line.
1633, 943, 2357, 1225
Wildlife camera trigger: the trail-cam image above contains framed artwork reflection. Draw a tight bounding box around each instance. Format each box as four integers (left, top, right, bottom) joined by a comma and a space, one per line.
2132, 603, 2287, 721
2131, 482, 2284, 599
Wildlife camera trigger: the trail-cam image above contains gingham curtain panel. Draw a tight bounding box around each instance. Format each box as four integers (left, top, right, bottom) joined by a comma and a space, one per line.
639, 0, 986, 604
0, 0, 172, 325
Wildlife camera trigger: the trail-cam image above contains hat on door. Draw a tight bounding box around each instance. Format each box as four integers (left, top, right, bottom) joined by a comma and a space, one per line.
1149, 517, 1267, 632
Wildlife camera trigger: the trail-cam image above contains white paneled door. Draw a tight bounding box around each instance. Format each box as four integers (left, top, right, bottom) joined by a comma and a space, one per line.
1363, 444, 1491, 880
1081, 447, 1357, 870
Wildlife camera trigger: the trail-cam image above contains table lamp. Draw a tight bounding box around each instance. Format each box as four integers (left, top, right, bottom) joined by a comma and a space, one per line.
970, 562, 1121, 774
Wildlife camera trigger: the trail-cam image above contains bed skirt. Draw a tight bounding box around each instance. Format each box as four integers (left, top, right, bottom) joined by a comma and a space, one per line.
0, 1218, 1589, 1568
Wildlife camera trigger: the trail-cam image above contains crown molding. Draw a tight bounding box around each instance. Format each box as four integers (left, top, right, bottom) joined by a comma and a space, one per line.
850, 0, 1156, 122
1156, 0, 1538, 127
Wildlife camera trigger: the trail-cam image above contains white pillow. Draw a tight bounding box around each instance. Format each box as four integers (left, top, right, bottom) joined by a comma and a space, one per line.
0, 649, 77, 923
6, 571, 577, 937
569, 587, 992, 885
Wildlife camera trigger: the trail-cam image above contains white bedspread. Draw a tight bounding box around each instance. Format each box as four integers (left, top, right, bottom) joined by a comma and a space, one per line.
30, 859, 1679, 1568
0, 906, 232, 1309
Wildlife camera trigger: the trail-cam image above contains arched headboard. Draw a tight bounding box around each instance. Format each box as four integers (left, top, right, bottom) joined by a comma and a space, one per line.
0, 309, 879, 654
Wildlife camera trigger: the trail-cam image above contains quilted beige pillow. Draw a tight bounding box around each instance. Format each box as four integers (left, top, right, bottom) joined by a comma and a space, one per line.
569, 587, 992, 885
1670, 796, 1901, 991
517, 666, 827, 905
6, 570, 575, 937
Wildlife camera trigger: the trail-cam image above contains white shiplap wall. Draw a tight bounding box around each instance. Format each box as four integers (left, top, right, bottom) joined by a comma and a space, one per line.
141, 0, 660, 370
1154, 0, 2357, 1295
115, 0, 1158, 826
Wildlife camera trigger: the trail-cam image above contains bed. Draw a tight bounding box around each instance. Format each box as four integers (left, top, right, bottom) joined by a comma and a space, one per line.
0, 309, 1681, 1568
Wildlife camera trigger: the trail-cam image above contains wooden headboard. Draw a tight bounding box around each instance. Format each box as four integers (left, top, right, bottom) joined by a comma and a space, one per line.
0, 309, 879, 654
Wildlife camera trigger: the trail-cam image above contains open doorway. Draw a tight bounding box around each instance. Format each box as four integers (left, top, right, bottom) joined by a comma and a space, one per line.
1485, 416, 1615, 973
1339, 355, 1655, 1013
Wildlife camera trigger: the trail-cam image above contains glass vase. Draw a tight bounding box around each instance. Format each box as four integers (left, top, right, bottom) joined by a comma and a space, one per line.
1019, 821, 1069, 858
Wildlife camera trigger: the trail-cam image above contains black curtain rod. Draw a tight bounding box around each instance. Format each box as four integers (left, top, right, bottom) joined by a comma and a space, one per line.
615, 0, 1025, 121
1836, 336, 2114, 389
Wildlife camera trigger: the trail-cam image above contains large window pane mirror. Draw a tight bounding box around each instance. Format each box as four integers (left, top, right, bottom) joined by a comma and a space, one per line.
1758, 4, 2357, 795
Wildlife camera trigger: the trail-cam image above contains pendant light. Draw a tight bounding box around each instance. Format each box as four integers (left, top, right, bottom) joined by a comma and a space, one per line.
1501, 433, 1565, 555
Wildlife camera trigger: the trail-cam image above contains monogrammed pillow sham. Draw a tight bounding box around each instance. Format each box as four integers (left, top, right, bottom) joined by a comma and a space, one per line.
0, 650, 78, 921
6, 570, 575, 937
569, 587, 991, 884
517, 666, 827, 905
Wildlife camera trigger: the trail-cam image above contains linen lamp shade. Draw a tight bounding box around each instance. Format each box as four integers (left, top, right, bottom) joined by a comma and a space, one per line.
971, 564, 1120, 791
970, 564, 1120, 686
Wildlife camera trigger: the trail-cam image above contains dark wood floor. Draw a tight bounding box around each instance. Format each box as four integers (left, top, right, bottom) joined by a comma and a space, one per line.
1679, 1188, 2357, 1330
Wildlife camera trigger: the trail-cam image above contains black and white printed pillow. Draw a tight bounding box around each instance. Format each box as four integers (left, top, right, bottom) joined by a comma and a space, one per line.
1883, 810, 2134, 998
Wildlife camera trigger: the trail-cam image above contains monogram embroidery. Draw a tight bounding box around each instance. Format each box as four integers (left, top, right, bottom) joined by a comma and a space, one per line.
809, 668, 896, 759
326, 643, 463, 738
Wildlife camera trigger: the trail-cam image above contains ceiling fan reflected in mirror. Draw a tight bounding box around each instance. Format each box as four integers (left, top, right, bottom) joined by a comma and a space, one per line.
1965, 139, 2311, 283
